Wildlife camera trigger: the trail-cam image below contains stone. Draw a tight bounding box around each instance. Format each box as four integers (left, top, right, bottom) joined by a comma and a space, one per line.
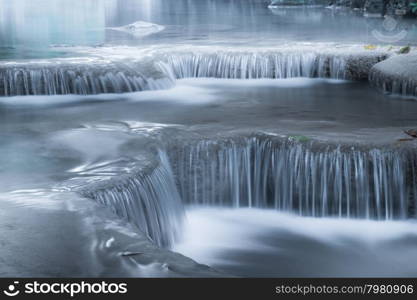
369, 52, 417, 97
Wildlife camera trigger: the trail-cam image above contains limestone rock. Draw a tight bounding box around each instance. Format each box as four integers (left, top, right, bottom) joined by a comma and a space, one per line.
369, 52, 417, 97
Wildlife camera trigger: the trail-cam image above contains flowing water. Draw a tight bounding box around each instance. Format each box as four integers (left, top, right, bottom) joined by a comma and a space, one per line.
1, 0, 417, 277
174, 208, 417, 277
1, 77, 417, 276
171, 137, 417, 219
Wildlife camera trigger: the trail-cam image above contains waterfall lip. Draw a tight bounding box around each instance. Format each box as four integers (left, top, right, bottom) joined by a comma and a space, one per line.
210, 121, 412, 145
164, 129, 417, 151
75, 158, 160, 192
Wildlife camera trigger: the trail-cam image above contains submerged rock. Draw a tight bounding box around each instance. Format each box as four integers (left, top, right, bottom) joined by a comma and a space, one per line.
108, 21, 165, 38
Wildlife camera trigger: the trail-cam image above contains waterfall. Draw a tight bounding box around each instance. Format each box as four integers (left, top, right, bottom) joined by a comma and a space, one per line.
77, 133, 417, 250
169, 136, 417, 220
0, 61, 174, 96
0, 52, 349, 97
368, 54, 417, 98
158, 52, 350, 80
0, 48, 388, 96
81, 151, 184, 248
369, 68, 417, 98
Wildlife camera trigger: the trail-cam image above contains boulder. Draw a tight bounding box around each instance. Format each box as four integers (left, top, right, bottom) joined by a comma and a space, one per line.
369, 52, 417, 97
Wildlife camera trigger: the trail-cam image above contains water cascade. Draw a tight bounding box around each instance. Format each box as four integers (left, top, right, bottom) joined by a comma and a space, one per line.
369, 66, 417, 98
158, 51, 386, 80
0, 49, 388, 96
81, 134, 417, 248
81, 151, 184, 248
0, 60, 174, 96
169, 136, 417, 219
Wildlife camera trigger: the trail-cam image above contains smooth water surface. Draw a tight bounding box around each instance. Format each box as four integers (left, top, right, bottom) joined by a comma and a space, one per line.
174, 207, 417, 277
1, 0, 416, 58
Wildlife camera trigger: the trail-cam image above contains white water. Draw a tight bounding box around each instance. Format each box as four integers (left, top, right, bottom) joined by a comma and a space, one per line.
0, 44, 389, 96
0, 59, 173, 96
171, 137, 417, 219
159, 51, 349, 79
174, 207, 417, 277
81, 151, 184, 248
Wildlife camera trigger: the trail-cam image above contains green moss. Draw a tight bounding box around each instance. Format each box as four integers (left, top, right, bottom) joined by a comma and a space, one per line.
288, 135, 310, 142
398, 46, 411, 54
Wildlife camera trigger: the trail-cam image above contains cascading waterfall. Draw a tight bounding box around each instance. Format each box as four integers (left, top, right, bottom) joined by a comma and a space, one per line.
77, 133, 417, 251
0, 61, 174, 96
369, 68, 417, 98
81, 151, 184, 248
169, 136, 417, 219
158, 52, 349, 79
1, 52, 349, 96
0, 49, 388, 96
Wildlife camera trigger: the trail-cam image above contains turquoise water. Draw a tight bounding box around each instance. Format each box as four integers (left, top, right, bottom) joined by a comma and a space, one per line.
1, 0, 417, 278
1, 0, 416, 59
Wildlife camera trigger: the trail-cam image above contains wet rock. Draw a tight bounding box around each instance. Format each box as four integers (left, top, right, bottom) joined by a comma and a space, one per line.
369, 52, 417, 97
344, 52, 389, 80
